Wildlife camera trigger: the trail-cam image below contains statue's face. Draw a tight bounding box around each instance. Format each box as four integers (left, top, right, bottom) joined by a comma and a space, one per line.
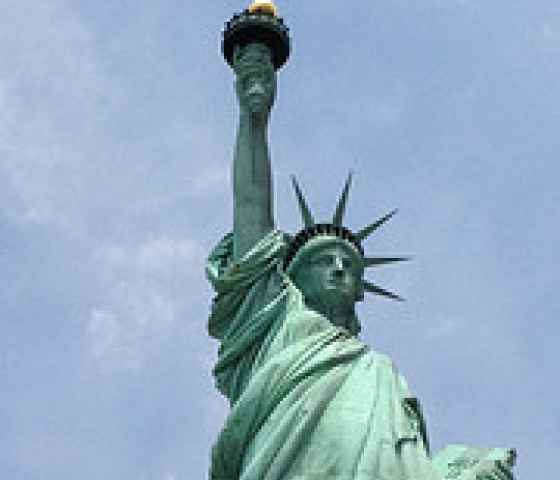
234, 45, 276, 115
291, 242, 364, 313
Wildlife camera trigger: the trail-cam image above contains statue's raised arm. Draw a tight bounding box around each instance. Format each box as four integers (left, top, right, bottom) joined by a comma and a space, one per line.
231, 42, 276, 260
223, 1, 290, 260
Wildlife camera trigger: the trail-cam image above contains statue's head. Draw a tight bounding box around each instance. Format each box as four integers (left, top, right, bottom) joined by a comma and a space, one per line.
284, 174, 407, 333
233, 43, 277, 115
287, 236, 365, 322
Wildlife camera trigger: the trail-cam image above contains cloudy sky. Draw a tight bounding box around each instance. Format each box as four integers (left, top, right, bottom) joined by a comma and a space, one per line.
1, 0, 558, 478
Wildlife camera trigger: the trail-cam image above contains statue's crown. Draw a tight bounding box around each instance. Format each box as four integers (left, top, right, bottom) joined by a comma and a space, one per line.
285, 174, 408, 302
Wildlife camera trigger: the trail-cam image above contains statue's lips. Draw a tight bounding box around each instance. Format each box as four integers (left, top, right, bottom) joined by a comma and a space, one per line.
326, 278, 351, 290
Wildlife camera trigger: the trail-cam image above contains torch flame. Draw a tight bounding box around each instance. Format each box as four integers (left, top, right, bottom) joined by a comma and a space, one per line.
248, 0, 278, 16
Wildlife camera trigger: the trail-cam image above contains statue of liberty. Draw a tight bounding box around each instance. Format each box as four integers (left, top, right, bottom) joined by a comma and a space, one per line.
206, 2, 516, 479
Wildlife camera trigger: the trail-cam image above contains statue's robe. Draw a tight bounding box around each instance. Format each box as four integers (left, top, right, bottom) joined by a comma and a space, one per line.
206, 231, 513, 480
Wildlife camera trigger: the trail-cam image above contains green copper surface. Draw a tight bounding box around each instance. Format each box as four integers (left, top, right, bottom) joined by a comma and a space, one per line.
207, 7, 516, 480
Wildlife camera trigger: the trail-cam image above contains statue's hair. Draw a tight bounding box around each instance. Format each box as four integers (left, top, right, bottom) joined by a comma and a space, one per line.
285, 226, 364, 275
233, 43, 274, 75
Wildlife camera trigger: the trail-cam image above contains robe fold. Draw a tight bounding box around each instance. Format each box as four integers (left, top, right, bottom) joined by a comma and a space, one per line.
206, 231, 514, 480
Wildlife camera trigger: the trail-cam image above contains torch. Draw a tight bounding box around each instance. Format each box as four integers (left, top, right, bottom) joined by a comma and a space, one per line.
222, 0, 291, 72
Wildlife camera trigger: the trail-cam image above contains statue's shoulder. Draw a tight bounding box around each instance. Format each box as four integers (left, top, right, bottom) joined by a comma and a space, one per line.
208, 232, 234, 266
208, 230, 288, 263
207, 230, 289, 291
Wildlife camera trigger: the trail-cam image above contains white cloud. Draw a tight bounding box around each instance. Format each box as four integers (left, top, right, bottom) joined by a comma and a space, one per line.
425, 316, 460, 341
536, 22, 560, 58
96, 236, 202, 275
0, 0, 231, 234
0, 0, 218, 378
0, 0, 116, 230
15, 432, 92, 475
424, 312, 519, 372
370, 80, 409, 127
86, 282, 179, 371
87, 308, 122, 361
431, 0, 476, 8
137, 237, 200, 273
190, 164, 229, 196
86, 235, 203, 370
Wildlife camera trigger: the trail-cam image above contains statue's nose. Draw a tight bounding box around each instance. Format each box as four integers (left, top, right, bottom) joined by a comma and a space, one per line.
333, 257, 345, 273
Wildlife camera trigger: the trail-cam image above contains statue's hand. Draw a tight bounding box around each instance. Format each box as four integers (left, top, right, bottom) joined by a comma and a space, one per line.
233, 44, 277, 126
236, 72, 276, 125
433, 446, 515, 480
472, 460, 514, 480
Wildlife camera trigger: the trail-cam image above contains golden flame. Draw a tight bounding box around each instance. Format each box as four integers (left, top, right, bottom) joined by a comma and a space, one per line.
248, 0, 278, 16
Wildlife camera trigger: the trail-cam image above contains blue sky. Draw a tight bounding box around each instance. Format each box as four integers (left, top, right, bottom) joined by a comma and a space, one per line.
1, 1, 558, 478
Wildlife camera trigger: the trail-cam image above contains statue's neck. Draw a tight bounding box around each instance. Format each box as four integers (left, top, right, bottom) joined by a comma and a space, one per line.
305, 299, 359, 335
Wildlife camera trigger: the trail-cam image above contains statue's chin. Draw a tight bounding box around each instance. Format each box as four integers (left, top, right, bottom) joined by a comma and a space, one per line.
324, 284, 355, 301
307, 289, 356, 314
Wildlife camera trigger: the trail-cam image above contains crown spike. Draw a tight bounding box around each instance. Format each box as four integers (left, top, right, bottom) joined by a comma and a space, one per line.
291, 176, 315, 228
364, 256, 410, 268
356, 209, 398, 242
363, 281, 404, 302
332, 172, 353, 226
